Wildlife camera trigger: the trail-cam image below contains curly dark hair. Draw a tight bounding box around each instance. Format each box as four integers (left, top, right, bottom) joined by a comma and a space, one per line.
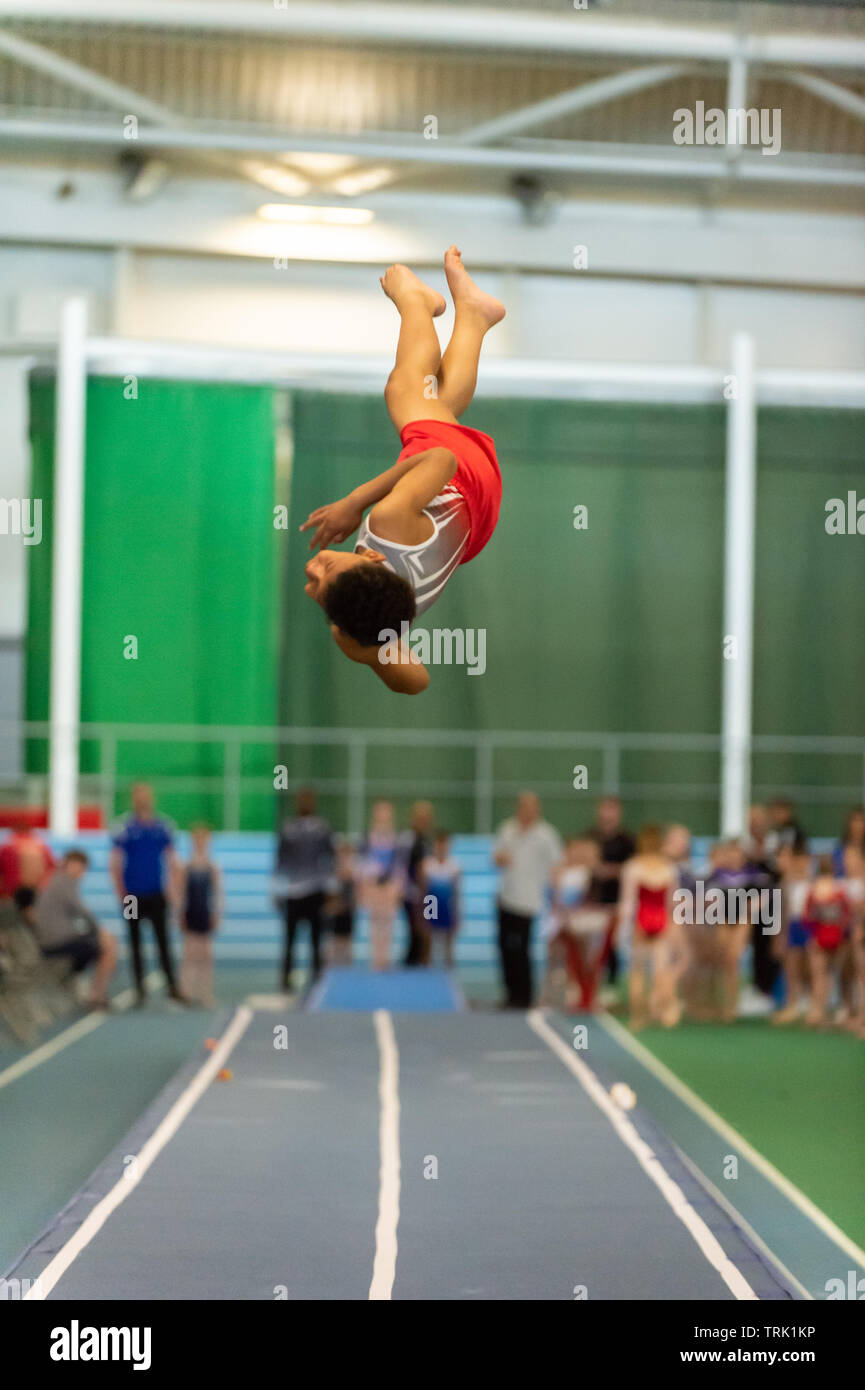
323, 562, 416, 647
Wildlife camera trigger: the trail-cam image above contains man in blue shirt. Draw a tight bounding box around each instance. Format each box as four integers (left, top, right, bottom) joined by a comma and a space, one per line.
110, 782, 183, 1005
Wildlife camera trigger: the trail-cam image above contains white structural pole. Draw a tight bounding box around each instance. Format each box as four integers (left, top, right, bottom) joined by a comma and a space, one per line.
48, 298, 87, 835
720, 333, 757, 838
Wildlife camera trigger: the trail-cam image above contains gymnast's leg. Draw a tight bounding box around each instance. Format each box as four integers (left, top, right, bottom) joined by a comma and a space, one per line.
436, 245, 505, 418
380, 264, 457, 433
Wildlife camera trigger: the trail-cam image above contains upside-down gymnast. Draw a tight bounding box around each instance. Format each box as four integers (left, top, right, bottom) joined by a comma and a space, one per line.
300, 247, 505, 694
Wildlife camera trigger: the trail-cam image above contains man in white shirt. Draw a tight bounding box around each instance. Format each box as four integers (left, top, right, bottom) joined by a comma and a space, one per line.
494, 792, 563, 1008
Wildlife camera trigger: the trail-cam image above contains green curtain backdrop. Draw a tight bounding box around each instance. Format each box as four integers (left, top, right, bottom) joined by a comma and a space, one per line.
25, 377, 865, 836
26, 374, 279, 828
752, 408, 865, 816
282, 394, 865, 836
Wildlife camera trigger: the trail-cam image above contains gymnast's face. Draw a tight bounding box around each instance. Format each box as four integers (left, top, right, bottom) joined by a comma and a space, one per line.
303, 547, 385, 604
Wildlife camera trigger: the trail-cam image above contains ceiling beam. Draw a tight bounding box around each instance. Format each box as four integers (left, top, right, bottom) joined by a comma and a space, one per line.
456, 64, 685, 146
1, 118, 863, 188
0, 27, 314, 195
0, 2, 863, 70
781, 69, 865, 123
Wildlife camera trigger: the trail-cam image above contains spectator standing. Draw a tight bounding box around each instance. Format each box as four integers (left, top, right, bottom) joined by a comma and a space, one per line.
359, 801, 403, 971
586, 796, 636, 991
325, 839, 356, 966
178, 824, 223, 1007
618, 825, 681, 1029
832, 807, 865, 878
744, 804, 782, 999
110, 782, 183, 1006
772, 844, 814, 1025
494, 792, 562, 1009
274, 787, 334, 993
803, 854, 854, 1026
420, 829, 461, 969
400, 800, 434, 967
765, 798, 807, 859
32, 849, 117, 1009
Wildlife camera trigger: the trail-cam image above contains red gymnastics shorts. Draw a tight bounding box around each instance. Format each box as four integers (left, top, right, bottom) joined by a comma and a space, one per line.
397, 419, 502, 565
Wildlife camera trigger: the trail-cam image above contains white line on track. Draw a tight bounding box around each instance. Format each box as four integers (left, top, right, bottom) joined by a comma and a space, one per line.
598, 1011, 865, 1270
25, 1004, 254, 1301
527, 1009, 758, 1302
368, 1009, 401, 1301
673, 1144, 812, 1300
0, 970, 163, 1092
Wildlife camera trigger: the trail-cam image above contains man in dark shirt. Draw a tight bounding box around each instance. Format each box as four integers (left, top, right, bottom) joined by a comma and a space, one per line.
274, 786, 334, 992
586, 796, 636, 986
110, 782, 183, 1005
765, 797, 807, 858
400, 800, 434, 966
746, 802, 785, 998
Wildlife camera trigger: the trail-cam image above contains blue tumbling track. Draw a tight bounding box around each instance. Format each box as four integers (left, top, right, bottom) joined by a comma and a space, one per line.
306, 966, 463, 1012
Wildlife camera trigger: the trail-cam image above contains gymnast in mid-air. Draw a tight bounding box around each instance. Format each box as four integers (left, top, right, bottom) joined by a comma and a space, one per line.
300, 247, 505, 694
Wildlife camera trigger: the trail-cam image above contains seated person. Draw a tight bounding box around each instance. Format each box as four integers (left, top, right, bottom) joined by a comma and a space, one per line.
31, 849, 117, 1010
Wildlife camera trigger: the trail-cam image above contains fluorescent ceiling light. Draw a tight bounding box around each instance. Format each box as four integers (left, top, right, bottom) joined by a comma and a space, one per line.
287, 153, 357, 177
331, 166, 393, 196
257, 204, 374, 225
243, 161, 311, 196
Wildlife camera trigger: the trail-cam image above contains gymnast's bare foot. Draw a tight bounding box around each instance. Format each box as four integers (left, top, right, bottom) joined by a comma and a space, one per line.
444, 245, 506, 328
380, 264, 446, 316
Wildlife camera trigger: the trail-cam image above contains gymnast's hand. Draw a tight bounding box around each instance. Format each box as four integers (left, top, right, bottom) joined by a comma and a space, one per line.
299, 495, 365, 550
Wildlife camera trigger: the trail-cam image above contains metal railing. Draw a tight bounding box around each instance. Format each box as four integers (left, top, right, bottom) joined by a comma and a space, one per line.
2, 721, 865, 834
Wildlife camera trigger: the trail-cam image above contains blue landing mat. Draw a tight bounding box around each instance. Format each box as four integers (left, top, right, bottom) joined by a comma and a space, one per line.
306, 967, 463, 1012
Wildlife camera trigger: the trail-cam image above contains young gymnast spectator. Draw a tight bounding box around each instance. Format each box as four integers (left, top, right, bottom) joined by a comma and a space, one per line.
358, 801, 403, 970
274, 787, 334, 993
300, 248, 504, 695
832, 807, 865, 877
325, 839, 356, 967
494, 793, 563, 1009
420, 830, 462, 969
110, 782, 184, 1006
663, 824, 696, 895
662, 824, 695, 1004
585, 796, 636, 996
772, 843, 814, 1025
847, 854, 865, 1038
32, 850, 117, 1010
178, 825, 222, 1008
802, 854, 854, 1027
400, 800, 434, 966
684, 841, 724, 1022
705, 840, 765, 1023
832, 839, 865, 1028
618, 825, 680, 1029
546, 835, 607, 1011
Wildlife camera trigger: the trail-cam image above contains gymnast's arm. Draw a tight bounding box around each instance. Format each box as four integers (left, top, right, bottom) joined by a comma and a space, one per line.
329, 625, 430, 696
299, 448, 455, 550
368, 449, 456, 536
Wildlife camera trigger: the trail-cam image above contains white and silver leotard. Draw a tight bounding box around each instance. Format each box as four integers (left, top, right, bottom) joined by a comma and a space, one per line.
355, 485, 470, 617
